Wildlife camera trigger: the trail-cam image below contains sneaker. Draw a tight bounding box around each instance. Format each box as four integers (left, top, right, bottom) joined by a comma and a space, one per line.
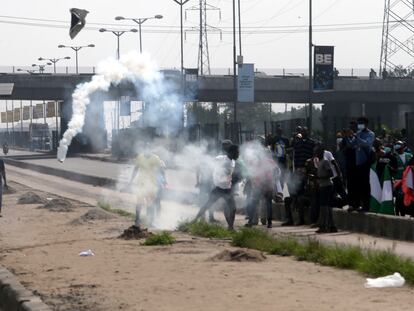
267, 223, 272, 229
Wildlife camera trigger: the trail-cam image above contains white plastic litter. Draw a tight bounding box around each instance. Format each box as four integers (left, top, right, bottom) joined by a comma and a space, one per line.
79, 249, 95, 257
364, 272, 405, 288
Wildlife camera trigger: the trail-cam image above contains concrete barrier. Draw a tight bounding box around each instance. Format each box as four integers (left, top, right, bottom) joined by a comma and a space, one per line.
0, 266, 51, 311
273, 203, 414, 242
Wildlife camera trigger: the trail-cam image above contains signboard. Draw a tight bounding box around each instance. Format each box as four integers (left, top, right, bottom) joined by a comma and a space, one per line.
23, 106, 30, 120
313, 46, 335, 91
7, 111, 13, 123
1, 112, 6, 123
237, 63, 255, 103
185, 68, 199, 100
33, 104, 44, 119
120, 96, 131, 116
46, 102, 56, 117
14, 108, 20, 122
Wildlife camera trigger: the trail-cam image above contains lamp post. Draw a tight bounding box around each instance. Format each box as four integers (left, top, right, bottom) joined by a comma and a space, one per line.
58, 44, 95, 74
38, 56, 71, 74
99, 28, 138, 60
173, 0, 190, 75
232, 0, 237, 123
308, 0, 313, 132
115, 15, 163, 54
16, 68, 37, 74
31, 63, 52, 74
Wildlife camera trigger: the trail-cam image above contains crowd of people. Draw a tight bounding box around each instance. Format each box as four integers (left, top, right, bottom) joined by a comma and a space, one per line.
191, 116, 414, 234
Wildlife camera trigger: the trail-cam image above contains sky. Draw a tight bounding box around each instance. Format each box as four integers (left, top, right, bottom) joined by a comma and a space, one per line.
0, 0, 389, 73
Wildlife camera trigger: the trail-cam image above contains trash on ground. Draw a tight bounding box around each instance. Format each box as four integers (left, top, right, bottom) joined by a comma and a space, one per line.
364, 272, 405, 288
79, 249, 95, 257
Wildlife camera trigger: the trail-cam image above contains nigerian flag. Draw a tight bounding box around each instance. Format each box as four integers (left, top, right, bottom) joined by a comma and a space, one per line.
370, 163, 394, 215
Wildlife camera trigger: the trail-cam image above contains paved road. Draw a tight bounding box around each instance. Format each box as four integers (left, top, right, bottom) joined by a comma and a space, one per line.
12, 156, 198, 194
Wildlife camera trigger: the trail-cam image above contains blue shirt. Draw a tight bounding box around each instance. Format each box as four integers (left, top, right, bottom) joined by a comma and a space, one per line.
346, 130, 375, 166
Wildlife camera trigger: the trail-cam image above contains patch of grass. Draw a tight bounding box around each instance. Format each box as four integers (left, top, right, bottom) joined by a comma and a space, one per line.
97, 201, 135, 219
144, 232, 176, 246
177, 220, 234, 239
179, 221, 414, 285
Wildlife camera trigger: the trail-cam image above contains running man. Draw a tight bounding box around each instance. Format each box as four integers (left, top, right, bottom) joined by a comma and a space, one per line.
129, 150, 166, 227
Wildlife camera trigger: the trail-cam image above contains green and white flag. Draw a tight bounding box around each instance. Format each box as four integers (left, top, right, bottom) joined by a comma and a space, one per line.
370, 164, 394, 215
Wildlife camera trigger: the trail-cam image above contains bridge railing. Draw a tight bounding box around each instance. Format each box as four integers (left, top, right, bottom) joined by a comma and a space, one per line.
0, 66, 374, 78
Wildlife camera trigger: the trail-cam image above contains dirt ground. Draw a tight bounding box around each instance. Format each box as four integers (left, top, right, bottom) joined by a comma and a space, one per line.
1, 182, 414, 311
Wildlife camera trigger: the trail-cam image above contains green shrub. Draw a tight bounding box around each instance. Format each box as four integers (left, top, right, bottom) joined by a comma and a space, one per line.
144, 232, 176, 246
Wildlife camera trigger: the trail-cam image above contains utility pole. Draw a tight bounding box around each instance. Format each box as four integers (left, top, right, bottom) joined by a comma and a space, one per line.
185, 0, 222, 75
308, 0, 313, 132
380, 0, 414, 75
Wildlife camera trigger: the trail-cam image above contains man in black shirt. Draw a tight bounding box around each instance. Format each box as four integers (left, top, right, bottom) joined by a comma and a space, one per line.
0, 158, 8, 217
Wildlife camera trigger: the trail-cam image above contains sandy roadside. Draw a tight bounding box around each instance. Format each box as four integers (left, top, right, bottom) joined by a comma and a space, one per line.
0, 180, 413, 311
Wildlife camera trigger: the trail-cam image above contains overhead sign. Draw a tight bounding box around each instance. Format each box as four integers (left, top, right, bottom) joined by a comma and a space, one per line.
0, 83, 14, 96
238, 63, 255, 103
313, 46, 335, 91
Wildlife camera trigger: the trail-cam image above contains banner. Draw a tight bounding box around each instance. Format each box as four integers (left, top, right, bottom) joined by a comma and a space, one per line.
185, 68, 199, 100
237, 63, 255, 103
7, 111, 13, 123
23, 106, 30, 120
1, 112, 6, 123
14, 108, 20, 122
313, 46, 335, 91
120, 96, 131, 116
33, 104, 44, 119
46, 102, 56, 117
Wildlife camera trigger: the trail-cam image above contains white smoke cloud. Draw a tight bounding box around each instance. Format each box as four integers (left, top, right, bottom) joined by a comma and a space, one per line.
57, 52, 170, 162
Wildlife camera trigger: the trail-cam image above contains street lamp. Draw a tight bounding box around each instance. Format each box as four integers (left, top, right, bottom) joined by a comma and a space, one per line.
308, 0, 313, 132
99, 28, 138, 60
16, 68, 37, 74
38, 56, 71, 74
58, 44, 95, 74
31, 63, 52, 74
172, 1, 190, 76
115, 15, 163, 54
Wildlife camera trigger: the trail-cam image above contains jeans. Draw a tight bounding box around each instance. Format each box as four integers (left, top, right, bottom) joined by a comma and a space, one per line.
247, 189, 273, 226
195, 187, 236, 229
319, 185, 335, 230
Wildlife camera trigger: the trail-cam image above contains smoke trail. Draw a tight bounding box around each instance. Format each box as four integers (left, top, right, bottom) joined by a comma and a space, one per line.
57, 51, 167, 162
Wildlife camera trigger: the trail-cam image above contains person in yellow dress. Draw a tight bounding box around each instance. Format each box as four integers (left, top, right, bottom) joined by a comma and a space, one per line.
129, 150, 166, 227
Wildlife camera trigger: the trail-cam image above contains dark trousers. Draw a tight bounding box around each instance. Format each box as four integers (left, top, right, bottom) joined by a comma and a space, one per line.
319, 185, 335, 230
395, 191, 406, 216
195, 187, 236, 229
309, 191, 320, 224
348, 163, 370, 210
0, 179, 3, 212
247, 189, 273, 226
332, 176, 347, 206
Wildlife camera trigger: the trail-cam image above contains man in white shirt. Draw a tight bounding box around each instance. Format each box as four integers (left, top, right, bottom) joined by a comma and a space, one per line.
194, 144, 239, 230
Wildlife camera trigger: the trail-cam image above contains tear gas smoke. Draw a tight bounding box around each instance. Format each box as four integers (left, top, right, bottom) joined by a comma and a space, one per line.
57, 51, 181, 162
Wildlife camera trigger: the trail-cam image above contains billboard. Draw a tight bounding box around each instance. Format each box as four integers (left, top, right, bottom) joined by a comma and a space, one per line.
7, 111, 13, 123
23, 106, 30, 120
14, 108, 20, 122
46, 102, 56, 117
313, 46, 334, 91
33, 104, 44, 119
237, 63, 255, 103
1, 112, 6, 123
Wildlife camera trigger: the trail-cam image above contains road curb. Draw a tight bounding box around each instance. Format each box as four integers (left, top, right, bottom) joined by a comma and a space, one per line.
0, 266, 51, 311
